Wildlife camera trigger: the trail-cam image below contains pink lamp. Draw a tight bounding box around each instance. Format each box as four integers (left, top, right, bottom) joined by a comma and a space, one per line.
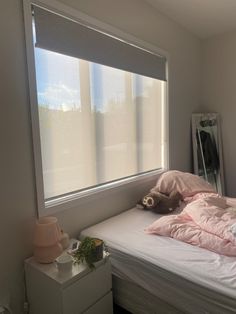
33, 216, 63, 263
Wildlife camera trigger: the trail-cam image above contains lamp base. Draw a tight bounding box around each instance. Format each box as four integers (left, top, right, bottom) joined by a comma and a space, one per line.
34, 243, 63, 264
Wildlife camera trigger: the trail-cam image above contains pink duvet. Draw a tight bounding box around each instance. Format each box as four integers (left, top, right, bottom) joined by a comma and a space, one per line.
146, 193, 236, 256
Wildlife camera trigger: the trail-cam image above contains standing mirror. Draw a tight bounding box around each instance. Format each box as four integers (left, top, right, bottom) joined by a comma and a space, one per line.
192, 113, 225, 195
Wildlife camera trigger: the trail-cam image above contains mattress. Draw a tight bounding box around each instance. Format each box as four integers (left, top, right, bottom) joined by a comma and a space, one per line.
81, 207, 236, 313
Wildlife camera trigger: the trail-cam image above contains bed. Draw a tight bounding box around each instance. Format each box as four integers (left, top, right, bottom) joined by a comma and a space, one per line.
81, 172, 236, 314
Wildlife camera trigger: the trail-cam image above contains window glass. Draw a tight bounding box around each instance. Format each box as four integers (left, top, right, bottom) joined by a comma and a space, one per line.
35, 47, 165, 200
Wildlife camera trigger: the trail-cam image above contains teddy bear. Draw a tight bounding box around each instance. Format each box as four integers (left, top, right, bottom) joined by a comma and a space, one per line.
137, 190, 182, 214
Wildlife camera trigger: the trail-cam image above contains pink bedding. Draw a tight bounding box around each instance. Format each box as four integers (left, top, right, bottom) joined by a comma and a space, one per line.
146, 194, 236, 256
146, 171, 236, 256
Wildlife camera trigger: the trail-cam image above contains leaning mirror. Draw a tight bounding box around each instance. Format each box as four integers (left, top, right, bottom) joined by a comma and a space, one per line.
192, 113, 225, 194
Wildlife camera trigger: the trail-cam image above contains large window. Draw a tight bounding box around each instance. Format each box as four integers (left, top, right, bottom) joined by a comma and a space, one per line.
35, 49, 165, 199
26, 3, 167, 211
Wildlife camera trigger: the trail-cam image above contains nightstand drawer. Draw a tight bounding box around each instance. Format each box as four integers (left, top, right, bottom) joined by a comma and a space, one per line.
84, 291, 113, 314
63, 261, 112, 313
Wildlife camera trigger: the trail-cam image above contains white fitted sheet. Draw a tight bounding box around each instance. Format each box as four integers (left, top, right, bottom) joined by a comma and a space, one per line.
81, 207, 236, 313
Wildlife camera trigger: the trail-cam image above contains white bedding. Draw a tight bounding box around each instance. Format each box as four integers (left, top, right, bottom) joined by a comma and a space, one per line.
81, 207, 236, 313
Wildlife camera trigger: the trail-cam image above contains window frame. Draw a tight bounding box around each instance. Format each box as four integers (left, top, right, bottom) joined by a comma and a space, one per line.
23, 0, 170, 217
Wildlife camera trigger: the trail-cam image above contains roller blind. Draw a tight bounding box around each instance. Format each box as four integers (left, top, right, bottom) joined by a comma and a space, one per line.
33, 6, 166, 81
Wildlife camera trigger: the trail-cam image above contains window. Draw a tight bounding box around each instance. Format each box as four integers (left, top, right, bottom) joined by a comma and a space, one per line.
25, 3, 168, 212
35, 49, 165, 199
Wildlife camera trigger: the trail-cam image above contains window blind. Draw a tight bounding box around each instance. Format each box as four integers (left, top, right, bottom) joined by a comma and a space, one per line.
33, 6, 166, 81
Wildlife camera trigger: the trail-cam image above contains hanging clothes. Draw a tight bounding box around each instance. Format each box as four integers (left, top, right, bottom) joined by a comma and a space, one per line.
196, 129, 219, 175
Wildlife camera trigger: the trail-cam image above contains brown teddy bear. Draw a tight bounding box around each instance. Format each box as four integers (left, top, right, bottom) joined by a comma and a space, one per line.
137, 190, 182, 214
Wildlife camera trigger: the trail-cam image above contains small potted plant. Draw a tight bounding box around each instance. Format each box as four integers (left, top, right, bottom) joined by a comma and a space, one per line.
74, 237, 104, 269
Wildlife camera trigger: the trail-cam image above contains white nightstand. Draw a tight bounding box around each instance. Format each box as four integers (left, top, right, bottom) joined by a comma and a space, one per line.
24, 253, 113, 314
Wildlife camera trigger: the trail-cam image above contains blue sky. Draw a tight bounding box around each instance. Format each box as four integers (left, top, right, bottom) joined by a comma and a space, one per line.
35, 48, 81, 110
34, 47, 127, 112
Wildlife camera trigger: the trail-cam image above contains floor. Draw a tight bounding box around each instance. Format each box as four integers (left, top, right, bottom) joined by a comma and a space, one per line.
113, 303, 131, 314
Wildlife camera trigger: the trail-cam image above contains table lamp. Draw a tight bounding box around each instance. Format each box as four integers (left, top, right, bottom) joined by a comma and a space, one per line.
33, 216, 63, 263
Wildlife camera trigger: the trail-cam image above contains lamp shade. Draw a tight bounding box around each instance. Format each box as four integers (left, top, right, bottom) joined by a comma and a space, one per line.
34, 243, 63, 263
34, 216, 61, 247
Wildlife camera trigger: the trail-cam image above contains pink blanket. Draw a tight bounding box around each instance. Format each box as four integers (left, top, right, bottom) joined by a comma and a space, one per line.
146, 193, 236, 256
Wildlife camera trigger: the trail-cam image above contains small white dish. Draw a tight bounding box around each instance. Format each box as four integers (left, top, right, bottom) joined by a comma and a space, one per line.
55, 253, 73, 273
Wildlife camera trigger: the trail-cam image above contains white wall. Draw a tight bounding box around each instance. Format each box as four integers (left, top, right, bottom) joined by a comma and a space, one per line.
0, 0, 201, 312
0, 0, 37, 311
202, 31, 236, 196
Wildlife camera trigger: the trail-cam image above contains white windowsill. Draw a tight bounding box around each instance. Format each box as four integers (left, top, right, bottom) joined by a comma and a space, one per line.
39, 168, 166, 216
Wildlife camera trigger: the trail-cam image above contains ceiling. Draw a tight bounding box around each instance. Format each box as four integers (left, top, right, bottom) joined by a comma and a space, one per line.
145, 0, 236, 38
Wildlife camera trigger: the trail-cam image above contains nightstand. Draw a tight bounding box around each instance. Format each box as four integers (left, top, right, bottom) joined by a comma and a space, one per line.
24, 253, 113, 314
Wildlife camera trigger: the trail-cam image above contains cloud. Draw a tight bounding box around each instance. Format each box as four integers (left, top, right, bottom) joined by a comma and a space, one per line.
38, 84, 81, 111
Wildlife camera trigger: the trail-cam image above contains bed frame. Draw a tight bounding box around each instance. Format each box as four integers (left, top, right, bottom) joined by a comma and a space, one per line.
113, 276, 181, 314
112, 273, 236, 314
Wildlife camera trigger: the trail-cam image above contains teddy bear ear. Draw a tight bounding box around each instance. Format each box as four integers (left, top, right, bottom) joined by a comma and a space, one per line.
146, 195, 162, 209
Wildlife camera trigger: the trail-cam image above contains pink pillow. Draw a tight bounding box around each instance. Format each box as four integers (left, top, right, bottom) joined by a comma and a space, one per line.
151, 170, 216, 198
